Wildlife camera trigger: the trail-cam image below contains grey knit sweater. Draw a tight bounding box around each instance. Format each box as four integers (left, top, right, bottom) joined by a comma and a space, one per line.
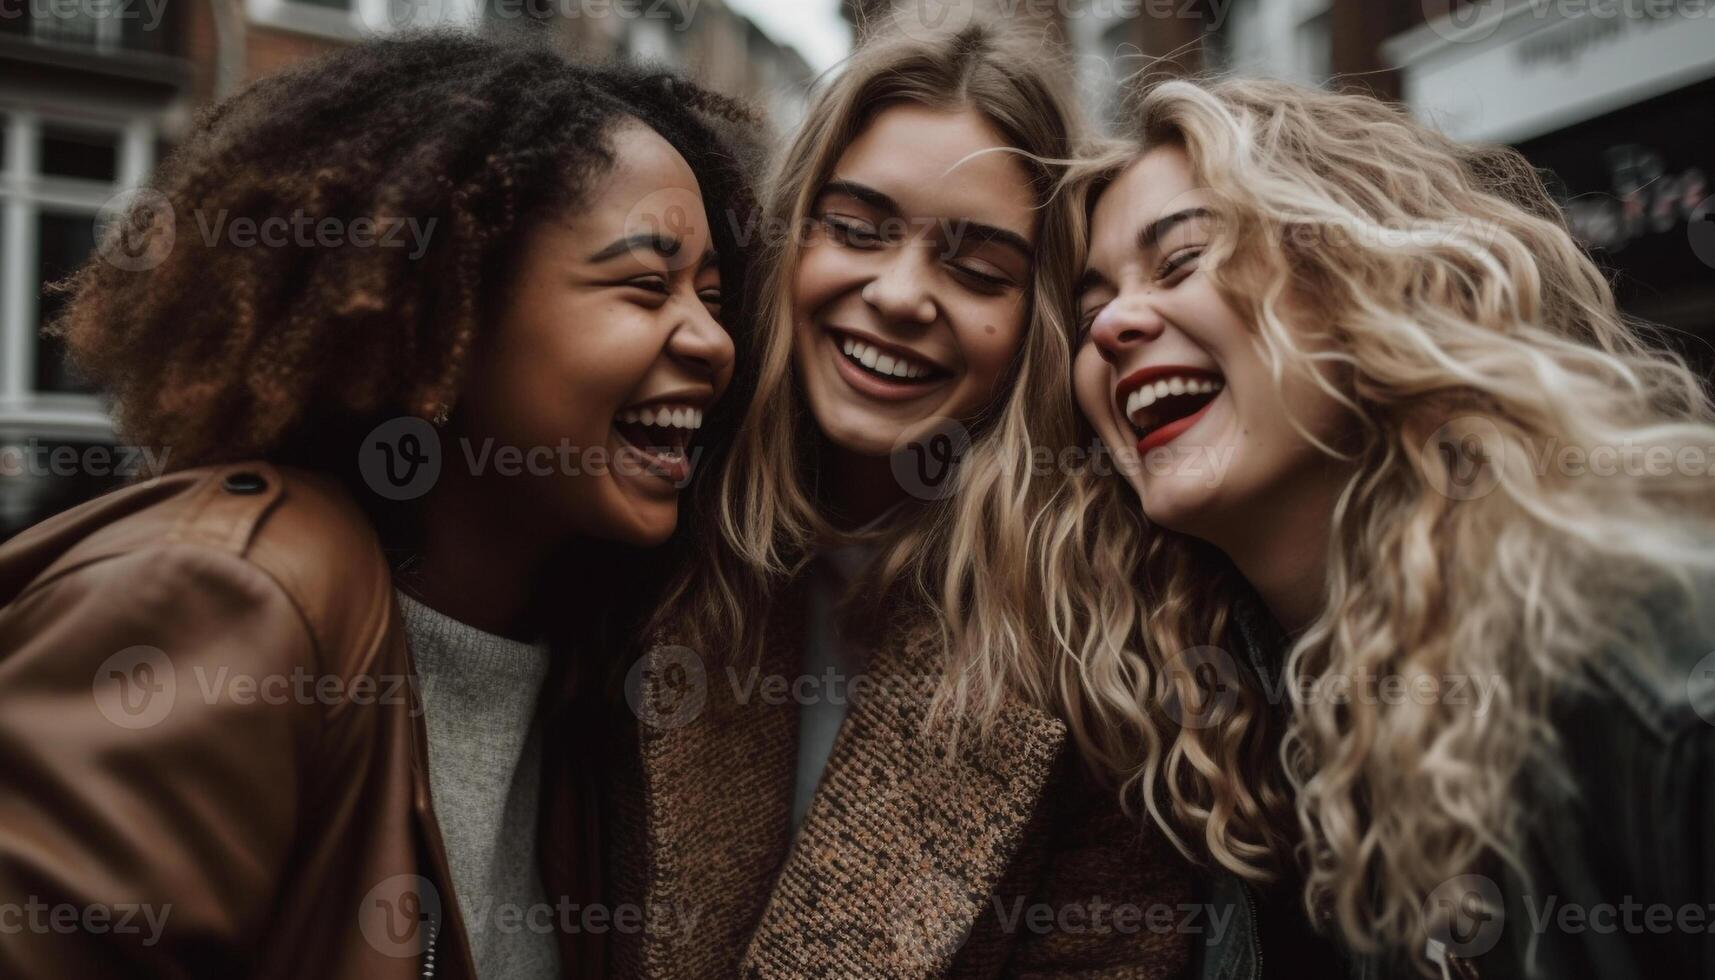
396, 590, 560, 980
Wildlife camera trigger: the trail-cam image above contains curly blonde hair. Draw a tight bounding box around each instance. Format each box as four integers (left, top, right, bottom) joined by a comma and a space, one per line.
1050, 76, 1715, 965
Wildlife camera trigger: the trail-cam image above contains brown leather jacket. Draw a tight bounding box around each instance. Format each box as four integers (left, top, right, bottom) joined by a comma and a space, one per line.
0, 462, 594, 980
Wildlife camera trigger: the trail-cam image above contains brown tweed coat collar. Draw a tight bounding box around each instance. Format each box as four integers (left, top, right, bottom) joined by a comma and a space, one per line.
611, 594, 1069, 979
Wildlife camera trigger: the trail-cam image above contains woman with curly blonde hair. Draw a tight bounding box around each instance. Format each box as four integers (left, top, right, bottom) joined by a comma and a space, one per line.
1058, 76, 1715, 979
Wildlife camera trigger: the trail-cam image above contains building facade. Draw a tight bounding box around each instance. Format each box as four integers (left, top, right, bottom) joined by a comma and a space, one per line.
1070, 0, 1715, 365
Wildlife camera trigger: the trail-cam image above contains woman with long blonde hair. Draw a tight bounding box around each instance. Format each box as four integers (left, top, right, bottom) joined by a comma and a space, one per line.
607, 20, 1198, 978
1060, 76, 1715, 979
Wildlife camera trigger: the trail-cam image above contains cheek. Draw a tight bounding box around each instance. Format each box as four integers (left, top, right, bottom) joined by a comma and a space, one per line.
1072, 347, 1112, 432
792, 245, 849, 319
950, 297, 1028, 388
518, 298, 658, 429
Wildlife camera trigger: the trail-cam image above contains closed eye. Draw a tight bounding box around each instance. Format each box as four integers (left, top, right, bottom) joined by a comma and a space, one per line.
821, 214, 883, 248
624, 274, 671, 295
950, 261, 1014, 291
1156, 246, 1204, 282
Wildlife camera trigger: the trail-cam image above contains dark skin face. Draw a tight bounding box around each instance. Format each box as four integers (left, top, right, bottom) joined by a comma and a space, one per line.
405, 121, 734, 637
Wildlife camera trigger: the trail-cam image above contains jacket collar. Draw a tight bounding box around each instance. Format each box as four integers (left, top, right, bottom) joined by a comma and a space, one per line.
623, 590, 1068, 978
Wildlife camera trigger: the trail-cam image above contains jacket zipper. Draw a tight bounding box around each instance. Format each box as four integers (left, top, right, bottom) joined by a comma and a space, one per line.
420, 911, 440, 980
1240, 879, 1263, 979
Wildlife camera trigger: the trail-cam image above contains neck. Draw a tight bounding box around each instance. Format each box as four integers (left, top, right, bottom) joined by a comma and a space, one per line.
397, 468, 556, 641
1207, 458, 1351, 636
825, 445, 907, 530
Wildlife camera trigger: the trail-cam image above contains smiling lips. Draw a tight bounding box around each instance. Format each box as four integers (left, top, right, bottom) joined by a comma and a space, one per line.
1115, 366, 1225, 453
612, 401, 706, 484
827, 327, 949, 401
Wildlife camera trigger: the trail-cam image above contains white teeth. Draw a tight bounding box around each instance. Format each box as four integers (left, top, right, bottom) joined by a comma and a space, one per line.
1122, 374, 1225, 427
839, 336, 934, 381
616, 404, 705, 430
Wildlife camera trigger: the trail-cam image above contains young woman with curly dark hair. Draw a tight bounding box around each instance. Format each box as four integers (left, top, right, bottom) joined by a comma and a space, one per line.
0, 31, 760, 980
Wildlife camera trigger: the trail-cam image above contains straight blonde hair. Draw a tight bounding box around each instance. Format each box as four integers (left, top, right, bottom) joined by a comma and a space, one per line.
650, 21, 1088, 733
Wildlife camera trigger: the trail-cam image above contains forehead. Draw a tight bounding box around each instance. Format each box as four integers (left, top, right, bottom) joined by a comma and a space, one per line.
834, 103, 1036, 238
1089, 144, 1205, 259
579, 121, 710, 235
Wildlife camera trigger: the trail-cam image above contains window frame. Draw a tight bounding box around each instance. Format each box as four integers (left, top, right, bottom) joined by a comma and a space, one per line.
0, 95, 156, 440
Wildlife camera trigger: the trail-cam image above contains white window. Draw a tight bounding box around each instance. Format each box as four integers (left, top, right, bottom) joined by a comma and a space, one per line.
0, 103, 156, 438
29, 0, 126, 52
1223, 0, 1332, 87
245, 0, 484, 42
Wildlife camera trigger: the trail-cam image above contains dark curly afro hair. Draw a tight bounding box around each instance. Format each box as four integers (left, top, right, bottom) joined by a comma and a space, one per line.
51, 30, 763, 475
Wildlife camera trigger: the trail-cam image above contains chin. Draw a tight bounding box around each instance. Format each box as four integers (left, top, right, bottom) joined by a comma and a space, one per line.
818, 408, 898, 458
584, 491, 678, 548
616, 507, 677, 547
1136, 480, 1214, 537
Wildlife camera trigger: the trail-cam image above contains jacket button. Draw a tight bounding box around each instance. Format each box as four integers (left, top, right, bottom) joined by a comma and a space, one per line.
222, 471, 268, 494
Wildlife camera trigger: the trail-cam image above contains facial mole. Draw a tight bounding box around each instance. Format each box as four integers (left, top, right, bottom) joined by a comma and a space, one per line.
984, 324, 997, 335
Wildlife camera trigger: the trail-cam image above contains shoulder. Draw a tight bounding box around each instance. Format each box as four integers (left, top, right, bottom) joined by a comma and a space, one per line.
1570, 576, 1715, 742
1, 462, 395, 673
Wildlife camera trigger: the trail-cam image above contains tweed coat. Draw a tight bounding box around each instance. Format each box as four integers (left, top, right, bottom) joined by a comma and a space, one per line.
604, 589, 1199, 979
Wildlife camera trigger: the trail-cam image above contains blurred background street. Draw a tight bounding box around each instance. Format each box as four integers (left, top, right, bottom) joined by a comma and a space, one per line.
3, 0, 1712, 537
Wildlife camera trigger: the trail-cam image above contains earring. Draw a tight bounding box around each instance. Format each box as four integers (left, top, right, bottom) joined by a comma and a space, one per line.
431, 403, 451, 427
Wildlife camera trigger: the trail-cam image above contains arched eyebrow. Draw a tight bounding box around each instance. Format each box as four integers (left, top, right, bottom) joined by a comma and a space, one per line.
588, 232, 718, 270
1139, 207, 1213, 250
820, 177, 1034, 261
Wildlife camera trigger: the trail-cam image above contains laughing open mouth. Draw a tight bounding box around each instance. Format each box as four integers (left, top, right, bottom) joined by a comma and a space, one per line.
1120, 370, 1224, 450
613, 402, 704, 479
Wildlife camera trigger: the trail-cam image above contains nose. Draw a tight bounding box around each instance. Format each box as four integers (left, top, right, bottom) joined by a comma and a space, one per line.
861, 250, 937, 326
1089, 289, 1166, 366
669, 297, 736, 378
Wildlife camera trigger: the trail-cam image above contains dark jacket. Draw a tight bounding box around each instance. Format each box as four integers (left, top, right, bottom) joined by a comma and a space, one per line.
1195, 587, 1715, 980
0, 463, 601, 979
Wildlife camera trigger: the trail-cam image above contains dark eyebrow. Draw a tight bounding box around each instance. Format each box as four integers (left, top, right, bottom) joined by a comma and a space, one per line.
589, 232, 693, 264
819, 178, 898, 215
954, 220, 1034, 262
821, 177, 1033, 259
1139, 207, 1213, 251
